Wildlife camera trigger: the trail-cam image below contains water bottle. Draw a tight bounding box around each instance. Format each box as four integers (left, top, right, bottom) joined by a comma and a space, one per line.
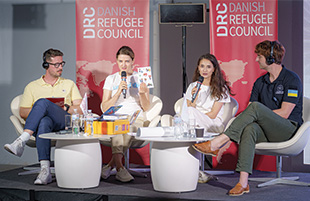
84, 110, 94, 136
72, 109, 80, 135
173, 113, 183, 139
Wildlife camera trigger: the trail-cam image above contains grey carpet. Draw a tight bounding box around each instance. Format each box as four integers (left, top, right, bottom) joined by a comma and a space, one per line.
0, 165, 310, 201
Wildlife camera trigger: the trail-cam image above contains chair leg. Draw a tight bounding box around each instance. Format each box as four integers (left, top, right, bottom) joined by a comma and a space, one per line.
255, 177, 310, 188
124, 150, 148, 178
200, 154, 233, 178
249, 156, 310, 187
128, 169, 148, 178
18, 168, 40, 176
18, 167, 55, 176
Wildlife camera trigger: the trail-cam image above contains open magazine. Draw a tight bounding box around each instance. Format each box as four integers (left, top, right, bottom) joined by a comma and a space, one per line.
129, 110, 141, 125
45, 97, 65, 108
103, 105, 122, 115
97, 107, 141, 125
96, 105, 125, 120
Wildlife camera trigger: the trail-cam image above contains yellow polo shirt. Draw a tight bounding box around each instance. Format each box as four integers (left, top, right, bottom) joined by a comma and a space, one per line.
20, 76, 82, 108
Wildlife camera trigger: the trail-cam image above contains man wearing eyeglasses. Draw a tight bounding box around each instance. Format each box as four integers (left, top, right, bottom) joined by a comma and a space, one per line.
4, 48, 82, 185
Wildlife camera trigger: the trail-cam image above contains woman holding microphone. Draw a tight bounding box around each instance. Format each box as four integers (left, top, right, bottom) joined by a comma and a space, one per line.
100, 46, 150, 182
184, 53, 232, 183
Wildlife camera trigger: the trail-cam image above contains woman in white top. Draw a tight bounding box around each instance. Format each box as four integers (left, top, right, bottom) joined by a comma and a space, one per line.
185, 53, 232, 133
100, 46, 150, 182
185, 53, 233, 184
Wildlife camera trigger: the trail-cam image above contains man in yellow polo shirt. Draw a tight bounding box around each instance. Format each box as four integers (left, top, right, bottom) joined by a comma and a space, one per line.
4, 48, 82, 185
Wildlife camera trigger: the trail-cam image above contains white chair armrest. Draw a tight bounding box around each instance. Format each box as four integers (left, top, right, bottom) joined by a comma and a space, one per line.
148, 115, 161, 127
255, 121, 310, 156
160, 114, 173, 127
144, 95, 163, 121
224, 117, 236, 131
10, 115, 24, 136
10, 115, 46, 147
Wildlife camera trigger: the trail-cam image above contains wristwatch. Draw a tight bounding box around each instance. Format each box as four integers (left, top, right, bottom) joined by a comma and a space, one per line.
64, 104, 70, 112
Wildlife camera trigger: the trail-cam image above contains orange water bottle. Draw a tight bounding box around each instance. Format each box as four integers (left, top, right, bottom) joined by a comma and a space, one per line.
85, 110, 94, 136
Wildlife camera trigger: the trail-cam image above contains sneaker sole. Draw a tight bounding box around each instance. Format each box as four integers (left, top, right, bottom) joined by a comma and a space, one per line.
34, 177, 52, 185
115, 176, 134, 183
4, 145, 20, 157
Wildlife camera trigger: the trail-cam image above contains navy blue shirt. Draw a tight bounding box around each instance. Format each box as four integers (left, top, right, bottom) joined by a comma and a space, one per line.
250, 65, 303, 126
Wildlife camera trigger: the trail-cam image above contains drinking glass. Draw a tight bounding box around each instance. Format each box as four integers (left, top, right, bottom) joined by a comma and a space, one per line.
195, 127, 205, 138
65, 115, 72, 131
188, 119, 196, 138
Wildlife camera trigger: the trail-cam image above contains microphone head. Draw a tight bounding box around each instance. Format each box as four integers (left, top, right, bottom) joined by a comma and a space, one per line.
121, 71, 127, 77
198, 76, 204, 83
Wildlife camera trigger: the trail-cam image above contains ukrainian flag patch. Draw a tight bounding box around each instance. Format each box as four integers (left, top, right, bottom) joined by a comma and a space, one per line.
288, 89, 298, 97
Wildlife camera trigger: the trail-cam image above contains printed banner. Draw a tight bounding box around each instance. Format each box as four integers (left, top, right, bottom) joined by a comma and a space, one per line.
210, 0, 278, 171
76, 0, 150, 165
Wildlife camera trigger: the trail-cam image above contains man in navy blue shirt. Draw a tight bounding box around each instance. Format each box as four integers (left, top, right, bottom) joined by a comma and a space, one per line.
193, 40, 303, 196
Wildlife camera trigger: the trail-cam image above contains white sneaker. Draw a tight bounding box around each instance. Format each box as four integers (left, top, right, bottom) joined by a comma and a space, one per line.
4, 138, 25, 157
34, 167, 52, 185
116, 167, 134, 182
101, 165, 112, 179
198, 170, 212, 183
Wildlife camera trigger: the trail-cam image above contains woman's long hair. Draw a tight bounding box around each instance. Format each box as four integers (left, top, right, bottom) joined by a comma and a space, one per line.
192, 53, 232, 100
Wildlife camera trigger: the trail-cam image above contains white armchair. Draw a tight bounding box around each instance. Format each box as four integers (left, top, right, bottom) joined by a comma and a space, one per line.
10, 95, 36, 147
249, 96, 310, 187
9, 95, 56, 175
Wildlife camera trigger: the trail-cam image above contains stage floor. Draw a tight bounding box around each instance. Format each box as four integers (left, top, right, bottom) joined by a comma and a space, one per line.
0, 164, 310, 201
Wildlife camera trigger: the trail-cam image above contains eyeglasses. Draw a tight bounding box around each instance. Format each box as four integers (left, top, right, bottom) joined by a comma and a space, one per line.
48, 61, 66, 68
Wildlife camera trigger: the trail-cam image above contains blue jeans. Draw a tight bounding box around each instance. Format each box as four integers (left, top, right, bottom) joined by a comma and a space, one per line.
24, 98, 69, 161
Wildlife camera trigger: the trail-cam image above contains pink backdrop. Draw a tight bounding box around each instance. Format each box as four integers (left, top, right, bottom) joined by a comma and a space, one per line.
209, 0, 278, 171
76, 0, 150, 165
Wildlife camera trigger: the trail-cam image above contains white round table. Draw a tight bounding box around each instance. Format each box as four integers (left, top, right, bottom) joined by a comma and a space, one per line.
135, 136, 211, 192
40, 133, 111, 189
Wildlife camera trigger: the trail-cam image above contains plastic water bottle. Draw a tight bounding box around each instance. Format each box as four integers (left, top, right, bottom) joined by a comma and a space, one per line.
72, 109, 80, 135
84, 110, 94, 136
173, 113, 183, 139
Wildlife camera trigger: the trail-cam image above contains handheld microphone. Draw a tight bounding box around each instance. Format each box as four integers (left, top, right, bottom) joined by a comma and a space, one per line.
121, 71, 127, 99
192, 76, 204, 103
